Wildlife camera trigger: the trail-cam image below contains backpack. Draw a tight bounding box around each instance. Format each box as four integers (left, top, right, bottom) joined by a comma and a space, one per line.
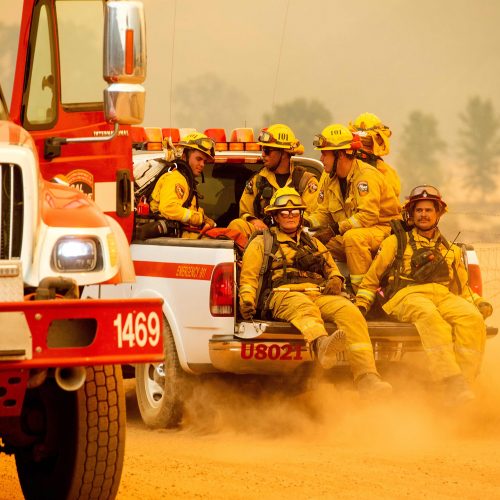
134, 158, 172, 204
134, 158, 198, 211
244, 229, 279, 316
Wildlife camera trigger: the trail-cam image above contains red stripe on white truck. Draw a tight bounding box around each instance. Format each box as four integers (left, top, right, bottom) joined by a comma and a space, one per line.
134, 261, 214, 280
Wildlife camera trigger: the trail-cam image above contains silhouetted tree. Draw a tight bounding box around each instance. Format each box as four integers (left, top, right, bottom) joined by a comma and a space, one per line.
173, 73, 249, 134
398, 111, 446, 194
458, 96, 500, 194
262, 98, 332, 156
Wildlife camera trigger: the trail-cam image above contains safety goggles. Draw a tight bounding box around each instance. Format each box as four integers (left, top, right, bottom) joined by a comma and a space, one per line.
276, 209, 302, 217
258, 129, 294, 147
312, 134, 352, 149
183, 137, 215, 154
272, 194, 304, 208
408, 185, 442, 199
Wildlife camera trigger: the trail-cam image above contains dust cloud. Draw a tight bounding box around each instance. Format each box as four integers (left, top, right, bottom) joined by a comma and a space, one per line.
181, 339, 500, 453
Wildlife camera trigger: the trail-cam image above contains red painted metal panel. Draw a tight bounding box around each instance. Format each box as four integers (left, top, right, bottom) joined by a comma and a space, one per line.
0, 298, 164, 369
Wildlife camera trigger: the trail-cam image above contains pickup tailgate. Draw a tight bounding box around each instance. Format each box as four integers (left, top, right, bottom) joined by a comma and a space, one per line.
208, 320, 498, 375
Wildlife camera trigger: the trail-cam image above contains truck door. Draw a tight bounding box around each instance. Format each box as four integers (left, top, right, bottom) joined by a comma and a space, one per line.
10, 0, 135, 239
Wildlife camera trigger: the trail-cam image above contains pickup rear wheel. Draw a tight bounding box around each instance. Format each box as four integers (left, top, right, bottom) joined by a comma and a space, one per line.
15, 365, 126, 500
135, 316, 189, 428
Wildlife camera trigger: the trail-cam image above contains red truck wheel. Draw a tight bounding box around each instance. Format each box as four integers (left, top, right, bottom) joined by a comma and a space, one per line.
15, 365, 126, 500
135, 316, 190, 428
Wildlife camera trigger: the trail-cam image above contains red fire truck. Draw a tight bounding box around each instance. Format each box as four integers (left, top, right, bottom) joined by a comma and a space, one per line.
1, 1, 163, 498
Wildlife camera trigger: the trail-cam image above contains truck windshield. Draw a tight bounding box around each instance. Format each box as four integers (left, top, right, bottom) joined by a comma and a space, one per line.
56, 0, 105, 108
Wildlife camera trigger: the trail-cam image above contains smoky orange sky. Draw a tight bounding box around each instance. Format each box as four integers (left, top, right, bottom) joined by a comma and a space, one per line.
2, 0, 500, 158
140, 0, 500, 155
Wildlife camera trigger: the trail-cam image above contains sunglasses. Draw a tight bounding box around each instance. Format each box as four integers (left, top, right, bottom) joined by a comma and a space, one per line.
276, 209, 302, 217
262, 146, 279, 155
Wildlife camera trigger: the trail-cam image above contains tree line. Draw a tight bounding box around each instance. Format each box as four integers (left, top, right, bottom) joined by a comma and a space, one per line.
173, 75, 500, 199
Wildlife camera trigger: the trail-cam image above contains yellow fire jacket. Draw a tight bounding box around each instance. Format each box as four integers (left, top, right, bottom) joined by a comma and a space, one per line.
239, 227, 343, 306
356, 227, 484, 314
150, 169, 205, 226
239, 165, 319, 221
307, 158, 401, 232
375, 159, 401, 198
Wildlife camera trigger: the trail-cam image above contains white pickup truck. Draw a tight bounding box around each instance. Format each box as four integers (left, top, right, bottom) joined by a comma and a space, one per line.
85, 127, 498, 429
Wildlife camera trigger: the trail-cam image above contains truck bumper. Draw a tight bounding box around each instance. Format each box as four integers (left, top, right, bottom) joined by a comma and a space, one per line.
0, 297, 163, 416
208, 320, 498, 375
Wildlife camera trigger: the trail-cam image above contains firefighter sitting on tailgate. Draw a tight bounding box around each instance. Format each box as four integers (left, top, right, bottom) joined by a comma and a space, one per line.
238, 186, 392, 398
348, 112, 401, 198
228, 123, 319, 238
139, 132, 216, 239
305, 124, 401, 292
355, 185, 493, 405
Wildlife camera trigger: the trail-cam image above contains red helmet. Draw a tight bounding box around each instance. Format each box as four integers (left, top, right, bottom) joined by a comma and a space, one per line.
403, 185, 447, 221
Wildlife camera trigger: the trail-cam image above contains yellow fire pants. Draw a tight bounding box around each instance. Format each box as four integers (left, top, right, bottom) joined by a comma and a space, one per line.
268, 290, 378, 380
327, 225, 390, 290
388, 283, 486, 382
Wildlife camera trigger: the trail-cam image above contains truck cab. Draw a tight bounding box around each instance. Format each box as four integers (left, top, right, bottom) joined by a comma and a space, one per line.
0, 2, 164, 498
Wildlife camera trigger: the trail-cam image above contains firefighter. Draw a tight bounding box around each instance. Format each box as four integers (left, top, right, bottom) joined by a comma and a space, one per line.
147, 132, 217, 238
305, 124, 401, 292
239, 187, 392, 398
228, 123, 319, 238
355, 185, 493, 405
348, 112, 401, 198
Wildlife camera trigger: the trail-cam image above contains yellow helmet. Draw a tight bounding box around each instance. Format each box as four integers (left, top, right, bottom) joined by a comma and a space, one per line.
349, 112, 391, 156
264, 187, 307, 214
351, 112, 384, 131
178, 132, 215, 160
257, 124, 301, 153
313, 124, 362, 151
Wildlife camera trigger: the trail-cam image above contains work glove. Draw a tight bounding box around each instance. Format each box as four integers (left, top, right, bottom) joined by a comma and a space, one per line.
239, 299, 256, 320
203, 215, 217, 229
312, 223, 338, 244
477, 301, 493, 319
338, 219, 352, 235
323, 276, 343, 296
189, 210, 204, 227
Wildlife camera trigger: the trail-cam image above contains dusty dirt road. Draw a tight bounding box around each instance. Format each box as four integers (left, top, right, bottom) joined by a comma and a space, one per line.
2, 339, 500, 500
2, 252, 500, 499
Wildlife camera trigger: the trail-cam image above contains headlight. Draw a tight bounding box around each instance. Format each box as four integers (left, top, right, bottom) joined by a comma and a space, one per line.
52, 237, 101, 272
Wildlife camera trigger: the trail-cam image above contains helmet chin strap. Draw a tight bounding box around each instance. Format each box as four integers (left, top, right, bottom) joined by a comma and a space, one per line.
330, 151, 340, 178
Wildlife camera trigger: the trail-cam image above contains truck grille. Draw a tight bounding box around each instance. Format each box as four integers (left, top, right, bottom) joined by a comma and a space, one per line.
0, 163, 23, 259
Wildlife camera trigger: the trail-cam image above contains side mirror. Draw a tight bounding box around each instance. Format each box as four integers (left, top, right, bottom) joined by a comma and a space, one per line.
103, 1, 147, 125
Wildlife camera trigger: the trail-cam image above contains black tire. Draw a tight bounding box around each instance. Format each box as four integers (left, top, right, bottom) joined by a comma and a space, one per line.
15, 365, 126, 500
135, 316, 190, 429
